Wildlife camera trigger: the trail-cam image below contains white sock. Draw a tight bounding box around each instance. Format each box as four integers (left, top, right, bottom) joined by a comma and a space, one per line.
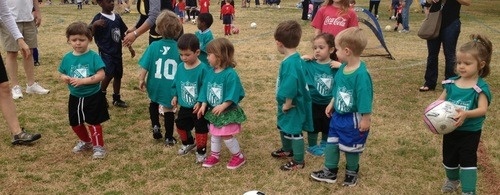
224, 137, 243, 158
210, 135, 222, 154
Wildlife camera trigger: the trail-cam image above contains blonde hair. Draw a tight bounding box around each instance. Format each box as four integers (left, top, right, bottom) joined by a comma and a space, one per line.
206, 38, 237, 68
335, 27, 367, 56
155, 10, 183, 39
458, 34, 493, 78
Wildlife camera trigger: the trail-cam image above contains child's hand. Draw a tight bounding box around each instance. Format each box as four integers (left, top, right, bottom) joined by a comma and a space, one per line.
139, 80, 146, 91
193, 102, 201, 113
282, 103, 295, 113
325, 103, 333, 118
61, 75, 71, 84
197, 103, 207, 119
69, 78, 84, 87
359, 116, 371, 132
301, 54, 314, 61
330, 61, 341, 69
128, 46, 135, 58
171, 96, 178, 108
453, 108, 467, 127
92, 19, 106, 28
212, 105, 225, 115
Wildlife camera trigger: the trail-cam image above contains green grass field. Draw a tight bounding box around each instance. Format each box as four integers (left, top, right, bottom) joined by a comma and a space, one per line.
0, 0, 499, 194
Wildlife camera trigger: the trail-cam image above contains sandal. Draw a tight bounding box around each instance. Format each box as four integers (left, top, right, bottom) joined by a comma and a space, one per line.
419, 86, 435, 92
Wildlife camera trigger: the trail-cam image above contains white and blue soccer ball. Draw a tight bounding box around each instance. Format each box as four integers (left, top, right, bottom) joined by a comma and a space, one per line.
423, 100, 458, 134
243, 190, 265, 195
250, 22, 257, 29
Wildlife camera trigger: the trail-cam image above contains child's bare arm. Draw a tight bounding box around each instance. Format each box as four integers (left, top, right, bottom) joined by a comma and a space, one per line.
138, 69, 148, 91
128, 46, 135, 58
69, 69, 105, 87
359, 113, 371, 132
60, 74, 71, 84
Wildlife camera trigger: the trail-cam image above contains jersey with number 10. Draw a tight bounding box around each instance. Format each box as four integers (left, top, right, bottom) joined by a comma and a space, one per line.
139, 39, 181, 108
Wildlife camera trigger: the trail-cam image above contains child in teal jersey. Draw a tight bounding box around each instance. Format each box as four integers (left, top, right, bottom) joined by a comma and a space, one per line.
171, 33, 210, 163
138, 10, 183, 145
197, 38, 247, 170
195, 13, 214, 66
303, 33, 338, 157
310, 27, 372, 186
58, 21, 109, 159
437, 34, 492, 195
270, 20, 314, 171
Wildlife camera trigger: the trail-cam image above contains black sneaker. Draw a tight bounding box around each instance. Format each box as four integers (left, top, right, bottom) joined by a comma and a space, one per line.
342, 170, 358, 187
113, 99, 128, 108
34, 61, 40, 66
271, 149, 293, 158
165, 137, 177, 147
11, 129, 42, 145
280, 160, 304, 171
152, 125, 162, 140
310, 168, 338, 183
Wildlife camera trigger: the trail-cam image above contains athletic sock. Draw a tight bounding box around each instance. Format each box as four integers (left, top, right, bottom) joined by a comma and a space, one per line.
291, 138, 305, 163
445, 166, 460, 180
196, 133, 208, 154
307, 132, 318, 147
279, 131, 292, 152
224, 137, 242, 157
460, 168, 477, 193
71, 124, 91, 142
88, 124, 104, 147
324, 143, 340, 169
210, 135, 222, 153
345, 152, 360, 171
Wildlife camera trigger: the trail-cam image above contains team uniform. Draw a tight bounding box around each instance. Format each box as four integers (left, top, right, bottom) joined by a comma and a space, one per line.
311, 5, 359, 36
221, 3, 234, 35
441, 77, 491, 194
275, 52, 314, 167
303, 60, 338, 155
139, 38, 181, 140
199, 0, 210, 13
172, 61, 210, 160
195, 29, 214, 66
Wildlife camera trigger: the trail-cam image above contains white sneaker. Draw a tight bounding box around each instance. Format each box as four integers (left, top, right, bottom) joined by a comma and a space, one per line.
178, 144, 196, 155
72, 140, 92, 153
26, 82, 50, 94
196, 152, 207, 163
92, 146, 106, 159
11, 85, 23, 99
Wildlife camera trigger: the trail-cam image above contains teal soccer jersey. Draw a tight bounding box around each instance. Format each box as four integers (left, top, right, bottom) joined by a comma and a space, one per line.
276, 52, 314, 134
195, 29, 214, 66
303, 60, 338, 105
58, 50, 105, 97
443, 77, 492, 131
172, 62, 209, 108
333, 61, 373, 114
139, 39, 181, 108
199, 67, 245, 107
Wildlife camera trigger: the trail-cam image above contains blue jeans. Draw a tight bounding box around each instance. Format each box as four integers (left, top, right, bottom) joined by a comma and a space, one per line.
402, 0, 412, 30
423, 19, 461, 89
311, 2, 323, 21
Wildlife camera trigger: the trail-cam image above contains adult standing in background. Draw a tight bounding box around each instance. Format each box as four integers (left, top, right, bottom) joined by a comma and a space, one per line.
419, 0, 471, 92
122, 0, 181, 45
399, 0, 412, 33
0, 0, 50, 100
368, 0, 380, 19
310, 0, 324, 20
0, 0, 42, 145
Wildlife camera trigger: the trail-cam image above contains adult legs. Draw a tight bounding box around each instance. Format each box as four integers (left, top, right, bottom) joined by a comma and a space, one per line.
0, 81, 23, 135
441, 19, 461, 80
402, 0, 412, 31
423, 37, 442, 90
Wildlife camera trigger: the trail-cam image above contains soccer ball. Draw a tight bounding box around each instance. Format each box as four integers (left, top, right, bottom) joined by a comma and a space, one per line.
423, 100, 458, 134
191, 19, 197, 25
231, 26, 239, 34
250, 22, 257, 29
385, 25, 392, 31
243, 190, 265, 195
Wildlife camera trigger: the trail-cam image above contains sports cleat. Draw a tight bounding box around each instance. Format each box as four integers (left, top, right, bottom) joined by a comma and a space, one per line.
178, 144, 196, 155
152, 125, 162, 140
165, 137, 177, 146
310, 168, 338, 183
11, 129, 41, 145
342, 170, 359, 187
227, 155, 245, 169
195, 152, 207, 163
26, 82, 50, 94
271, 148, 293, 158
92, 146, 106, 159
280, 160, 304, 171
202, 155, 219, 168
72, 140, 92, 153
11, 85, 23, 99
113, 99, 128, 108
441, 179, 460, 193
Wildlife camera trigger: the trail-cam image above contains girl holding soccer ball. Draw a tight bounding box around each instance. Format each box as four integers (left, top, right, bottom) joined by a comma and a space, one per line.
434, 34, 492, 195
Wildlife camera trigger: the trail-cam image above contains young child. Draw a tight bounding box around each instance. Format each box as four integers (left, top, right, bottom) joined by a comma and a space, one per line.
171, 33, 210, 163
390, 0, 399, 20
221, 0, 235, 36
303, 33, 338, 157
310, 0, 359, 37
175, 0, 186, 23
91, 0, 135, 108
58, 21, 110, 159
195, 13, 214, 66
196, 38, 247, 169
310, 27, 372, 186
393, 0, 403, 31
138, 10, 183, 145
185, 0, 197, 22
271, 20, 314, 171
437, 34, 492, 195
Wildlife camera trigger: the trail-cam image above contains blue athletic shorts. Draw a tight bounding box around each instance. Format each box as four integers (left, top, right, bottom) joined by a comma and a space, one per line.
327, 112, 369, 153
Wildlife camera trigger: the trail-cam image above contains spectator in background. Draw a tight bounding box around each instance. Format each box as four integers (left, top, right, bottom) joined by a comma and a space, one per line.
311, 0, 324, 20
399, 0, 411, 33
368, 0, 380, 19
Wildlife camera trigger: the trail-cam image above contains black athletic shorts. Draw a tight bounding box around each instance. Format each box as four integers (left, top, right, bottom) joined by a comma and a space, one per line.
99, 52, 123, 78
175, 106, 209, 134
312, 103, 329, 134
68, 91, 110, 126
442, 130, 481, 168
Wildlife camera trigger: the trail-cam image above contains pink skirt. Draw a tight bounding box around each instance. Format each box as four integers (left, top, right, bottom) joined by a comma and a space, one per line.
209, 123, 241, 136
